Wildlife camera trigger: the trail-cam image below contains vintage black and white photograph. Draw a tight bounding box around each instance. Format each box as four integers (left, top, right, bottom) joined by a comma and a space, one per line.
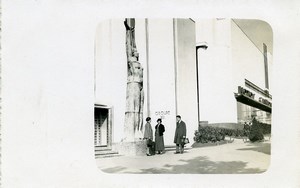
94, 18, 273, 174
2, 1, 300, 188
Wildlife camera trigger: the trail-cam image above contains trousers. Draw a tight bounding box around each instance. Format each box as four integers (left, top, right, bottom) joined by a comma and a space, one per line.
176, 144, 184, 153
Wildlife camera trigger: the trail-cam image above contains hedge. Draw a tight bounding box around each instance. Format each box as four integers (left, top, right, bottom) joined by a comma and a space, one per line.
194, 118, 271, 143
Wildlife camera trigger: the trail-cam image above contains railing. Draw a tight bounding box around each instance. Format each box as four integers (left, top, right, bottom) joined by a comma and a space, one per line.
245, 79, 272, 99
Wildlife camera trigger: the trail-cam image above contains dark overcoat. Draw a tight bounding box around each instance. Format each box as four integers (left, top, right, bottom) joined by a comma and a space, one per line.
155, 124, 165, 136
143, 122, 153, 140
155, 124, 165, 151
174, 120, 186, 144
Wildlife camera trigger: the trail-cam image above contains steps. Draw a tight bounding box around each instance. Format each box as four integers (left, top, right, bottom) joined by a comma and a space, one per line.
95, 147, 121, 159
95, 145, 192, 158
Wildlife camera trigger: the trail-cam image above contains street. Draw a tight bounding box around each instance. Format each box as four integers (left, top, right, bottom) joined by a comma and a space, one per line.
96, 138, 270, 174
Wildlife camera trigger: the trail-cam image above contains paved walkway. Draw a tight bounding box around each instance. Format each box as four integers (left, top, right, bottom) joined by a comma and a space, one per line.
96, 139, 270, 174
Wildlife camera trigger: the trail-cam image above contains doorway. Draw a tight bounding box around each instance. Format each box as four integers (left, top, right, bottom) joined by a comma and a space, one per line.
94, 106, 112, 148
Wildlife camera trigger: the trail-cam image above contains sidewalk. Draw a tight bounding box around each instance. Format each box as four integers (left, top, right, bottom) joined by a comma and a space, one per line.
96, 139, 270, 174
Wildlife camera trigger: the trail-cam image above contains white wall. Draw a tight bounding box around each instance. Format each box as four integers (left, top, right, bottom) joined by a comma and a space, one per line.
175, 19, 198, 144
195, 19, 273, 124
95, 20, 127, 142
147, 19, 177, 145
231, 20, 273, 91
231, 20, 273, 124
196, 19, 237, 123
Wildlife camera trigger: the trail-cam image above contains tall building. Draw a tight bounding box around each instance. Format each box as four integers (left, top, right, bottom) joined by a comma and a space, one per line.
94, 18, 272, 149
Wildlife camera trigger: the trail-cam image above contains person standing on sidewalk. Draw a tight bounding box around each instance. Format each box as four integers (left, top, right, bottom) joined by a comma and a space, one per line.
174, 115, 186, 154
155, 118, 165, 154
144, 117, 154, 156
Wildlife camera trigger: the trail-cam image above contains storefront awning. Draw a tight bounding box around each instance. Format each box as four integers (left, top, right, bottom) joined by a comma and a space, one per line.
234, 93, 272, 113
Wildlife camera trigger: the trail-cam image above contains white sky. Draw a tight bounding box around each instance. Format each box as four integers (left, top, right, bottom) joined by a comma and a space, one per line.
233, 19, 273, 54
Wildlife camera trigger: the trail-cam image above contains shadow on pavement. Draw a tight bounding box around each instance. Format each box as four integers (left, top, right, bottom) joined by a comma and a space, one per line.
102, 156, 266, 174
101, 166, 127, 173
237, 142, 271, 155
141, 156, 265, 174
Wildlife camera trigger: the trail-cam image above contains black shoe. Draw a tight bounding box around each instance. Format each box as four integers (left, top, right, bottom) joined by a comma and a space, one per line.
146, 153, 151, 156
174, 152, 180, 154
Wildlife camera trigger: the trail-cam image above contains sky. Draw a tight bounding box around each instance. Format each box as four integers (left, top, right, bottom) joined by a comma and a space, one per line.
233, 19, 273, 55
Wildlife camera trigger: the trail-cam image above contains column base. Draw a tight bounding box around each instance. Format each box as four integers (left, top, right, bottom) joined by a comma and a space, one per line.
113, 140, 147, 156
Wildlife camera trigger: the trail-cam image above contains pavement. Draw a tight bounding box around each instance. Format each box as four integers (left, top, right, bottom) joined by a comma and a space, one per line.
96, 138, 271, 174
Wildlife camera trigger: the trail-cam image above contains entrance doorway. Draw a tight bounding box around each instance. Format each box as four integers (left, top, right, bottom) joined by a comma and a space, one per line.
94, 106, 112, 148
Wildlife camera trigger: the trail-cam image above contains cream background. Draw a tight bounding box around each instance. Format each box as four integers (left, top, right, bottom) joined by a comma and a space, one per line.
1, 0, 300, 188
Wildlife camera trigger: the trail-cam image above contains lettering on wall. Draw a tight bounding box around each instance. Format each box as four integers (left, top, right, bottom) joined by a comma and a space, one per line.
155, 111, 171, 119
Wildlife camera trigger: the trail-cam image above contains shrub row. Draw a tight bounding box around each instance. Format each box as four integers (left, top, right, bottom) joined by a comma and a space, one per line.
193, 119, 271, 143
194, 126, 225, 143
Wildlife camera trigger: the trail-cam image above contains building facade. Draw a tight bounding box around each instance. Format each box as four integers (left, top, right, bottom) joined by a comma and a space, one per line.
94, 18, 272, 148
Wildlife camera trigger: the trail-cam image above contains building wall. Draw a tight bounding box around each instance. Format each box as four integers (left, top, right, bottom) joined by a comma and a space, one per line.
146, 19, 178, 145
231, 20, 273, 124
231, 20, 272, 91
95, 19, 195, 145
175, 19, 198, 144
94, 18, 272, 144
195, 19, 237, 124
195, 19, 272, 125
95, 20, 126, 142
94, 19, 201, 145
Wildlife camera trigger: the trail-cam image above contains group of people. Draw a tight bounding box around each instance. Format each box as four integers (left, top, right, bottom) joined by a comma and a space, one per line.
143, 115, 187, 156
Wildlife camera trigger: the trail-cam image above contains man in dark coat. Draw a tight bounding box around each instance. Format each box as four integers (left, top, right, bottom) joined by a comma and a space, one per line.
174, 115, 186, 154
